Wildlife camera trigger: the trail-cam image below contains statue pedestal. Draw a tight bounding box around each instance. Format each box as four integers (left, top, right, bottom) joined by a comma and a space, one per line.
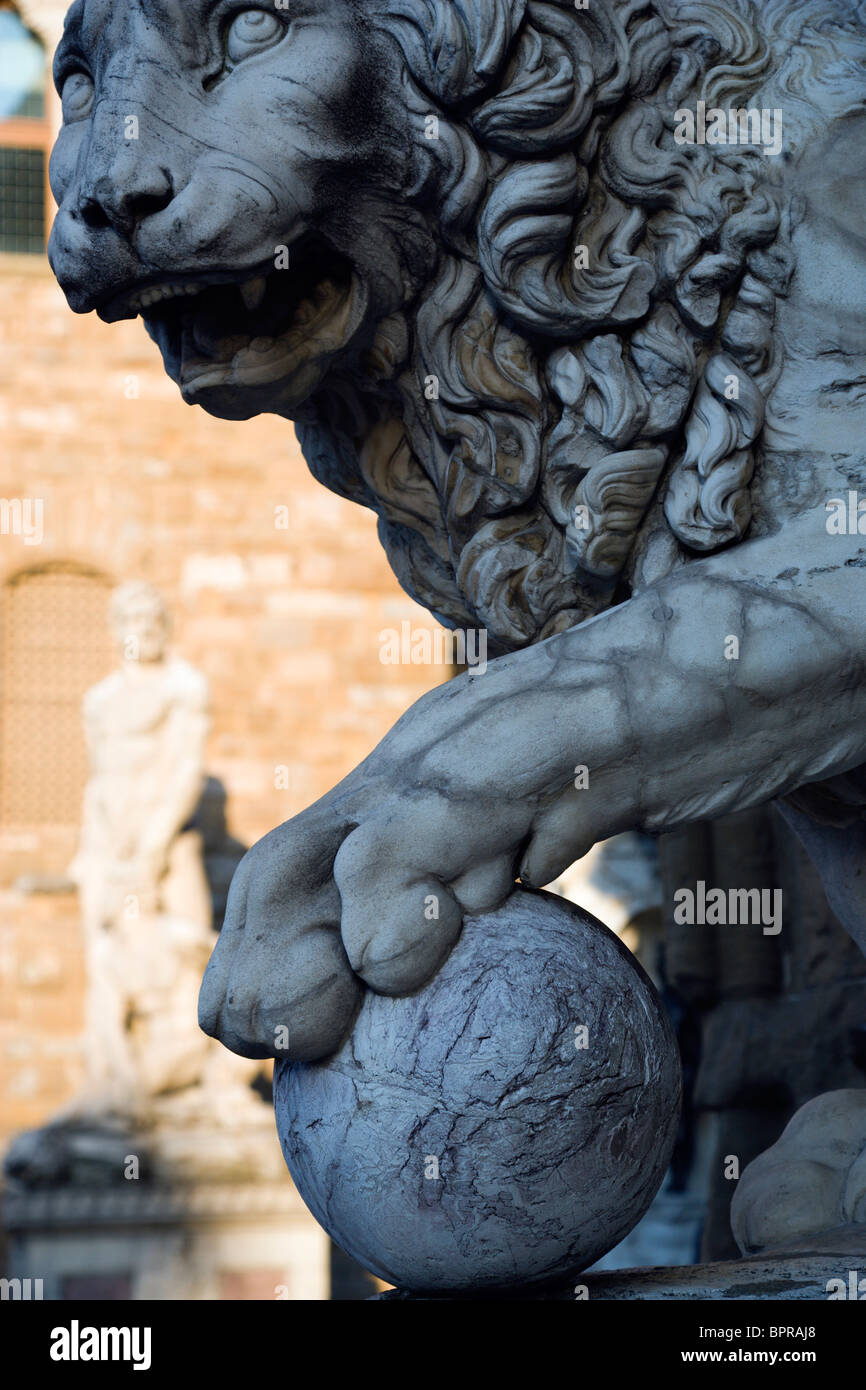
3, 1178, 329, 1300
378, 1225, 866, 1300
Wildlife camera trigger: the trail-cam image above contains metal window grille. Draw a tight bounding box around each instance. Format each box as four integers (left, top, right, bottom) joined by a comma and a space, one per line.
0, 565, 113, 828
0, 5, 50, 253
0, 143, 44, 252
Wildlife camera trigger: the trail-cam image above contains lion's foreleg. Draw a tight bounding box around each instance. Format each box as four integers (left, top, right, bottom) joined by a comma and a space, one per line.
518, 505, 866, 883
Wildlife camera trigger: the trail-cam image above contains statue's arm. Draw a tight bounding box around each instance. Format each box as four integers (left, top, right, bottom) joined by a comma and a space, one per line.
136, 674, 210, 869
70, 697, 110, 874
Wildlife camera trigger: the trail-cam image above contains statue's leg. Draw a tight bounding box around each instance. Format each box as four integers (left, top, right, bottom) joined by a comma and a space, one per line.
162, 829, 213, 933
78, 923, 137, 1107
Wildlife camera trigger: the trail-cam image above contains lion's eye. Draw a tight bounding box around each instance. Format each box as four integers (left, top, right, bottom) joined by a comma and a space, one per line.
61, 71, 94, 122
226, 10, 286, 64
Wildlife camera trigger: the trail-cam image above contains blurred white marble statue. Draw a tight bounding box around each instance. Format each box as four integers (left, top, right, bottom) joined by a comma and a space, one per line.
69, 582, 214, 1108
2, 582, 285, 1186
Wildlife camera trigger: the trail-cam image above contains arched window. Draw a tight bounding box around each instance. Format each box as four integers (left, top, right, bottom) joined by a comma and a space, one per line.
0, 564, 113, 838
0, 3, 50, 253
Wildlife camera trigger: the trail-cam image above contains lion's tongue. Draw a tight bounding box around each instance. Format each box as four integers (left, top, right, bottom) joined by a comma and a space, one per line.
180, 279, 354, 393
189, 278, 339, 359
230, 284, 352, 384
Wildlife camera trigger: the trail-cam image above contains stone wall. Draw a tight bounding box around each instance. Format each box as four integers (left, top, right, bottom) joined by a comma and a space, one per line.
0, 254, 448, 1146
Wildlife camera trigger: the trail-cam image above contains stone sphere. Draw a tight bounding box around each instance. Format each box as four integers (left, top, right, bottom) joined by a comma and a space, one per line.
275, 889, 681, 1293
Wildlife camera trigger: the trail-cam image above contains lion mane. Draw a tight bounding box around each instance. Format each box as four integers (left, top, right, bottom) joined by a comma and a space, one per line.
296, 0, 866, 651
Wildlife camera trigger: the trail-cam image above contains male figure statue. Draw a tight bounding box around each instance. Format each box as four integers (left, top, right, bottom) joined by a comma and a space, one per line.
70, 581, 212, 1108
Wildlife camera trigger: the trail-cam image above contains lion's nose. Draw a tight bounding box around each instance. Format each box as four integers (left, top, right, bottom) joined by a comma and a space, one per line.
78, 160, 175, 237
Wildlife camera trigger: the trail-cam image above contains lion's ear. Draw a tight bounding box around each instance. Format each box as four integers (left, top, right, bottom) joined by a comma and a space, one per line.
384, 0, 527, 104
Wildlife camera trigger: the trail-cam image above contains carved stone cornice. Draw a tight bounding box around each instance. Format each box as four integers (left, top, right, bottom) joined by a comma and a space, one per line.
3, 1181, 305, 1229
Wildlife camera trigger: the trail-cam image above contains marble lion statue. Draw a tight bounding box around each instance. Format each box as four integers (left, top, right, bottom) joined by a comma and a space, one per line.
49, 0, 866, 1077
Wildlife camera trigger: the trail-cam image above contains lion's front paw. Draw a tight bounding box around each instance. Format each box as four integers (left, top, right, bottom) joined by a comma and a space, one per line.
198, 803, 365, 1062
332, 787, 518, 995
198, 774, 520, 1061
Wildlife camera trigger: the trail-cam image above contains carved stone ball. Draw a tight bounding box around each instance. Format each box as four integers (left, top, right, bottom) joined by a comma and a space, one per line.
275, 889, 681, 1293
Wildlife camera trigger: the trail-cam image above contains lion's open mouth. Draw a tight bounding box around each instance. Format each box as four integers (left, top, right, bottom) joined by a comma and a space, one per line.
113, 239, 364, 417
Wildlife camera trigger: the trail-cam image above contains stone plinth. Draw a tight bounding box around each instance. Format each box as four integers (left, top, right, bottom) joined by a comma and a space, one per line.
379, 1226, 866, 1301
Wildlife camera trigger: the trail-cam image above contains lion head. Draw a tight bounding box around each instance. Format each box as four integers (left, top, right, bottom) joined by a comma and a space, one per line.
49, 0, 866, 649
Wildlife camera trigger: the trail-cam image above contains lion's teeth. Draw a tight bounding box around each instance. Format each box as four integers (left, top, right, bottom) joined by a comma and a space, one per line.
241, 277, 267, 312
